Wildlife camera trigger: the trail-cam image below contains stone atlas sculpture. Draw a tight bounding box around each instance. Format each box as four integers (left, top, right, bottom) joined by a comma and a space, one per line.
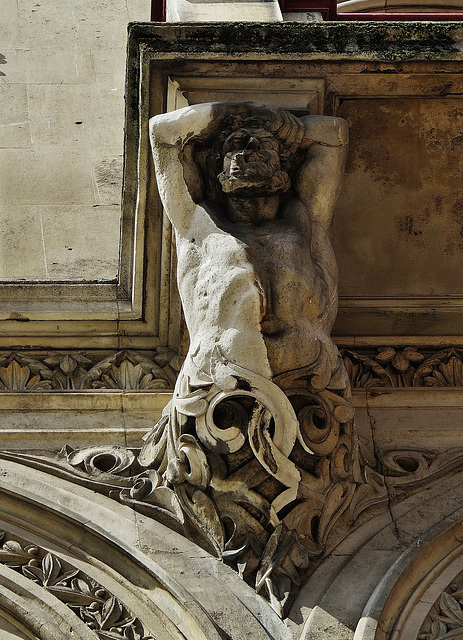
3, 102, 396, 618
3, 100, 455, 618
139, 102, 355, 613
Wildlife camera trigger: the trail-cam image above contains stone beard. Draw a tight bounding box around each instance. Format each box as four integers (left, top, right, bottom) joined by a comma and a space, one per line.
142, 102, 355, 616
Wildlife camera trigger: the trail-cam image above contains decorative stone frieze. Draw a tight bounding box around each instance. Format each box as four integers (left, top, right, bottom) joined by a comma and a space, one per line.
341, 347, 463, 388
0, 530, 155, 640
0, 349, 180, 391
2, 346, 463, 391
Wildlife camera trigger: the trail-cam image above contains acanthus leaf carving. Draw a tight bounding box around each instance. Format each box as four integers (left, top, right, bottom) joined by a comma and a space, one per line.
341, 347, 463, 388
0, 349, 180, 391
2, 346, 463, 390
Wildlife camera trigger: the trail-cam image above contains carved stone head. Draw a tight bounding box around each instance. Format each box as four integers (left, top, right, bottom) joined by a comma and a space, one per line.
217, 123, 291, 198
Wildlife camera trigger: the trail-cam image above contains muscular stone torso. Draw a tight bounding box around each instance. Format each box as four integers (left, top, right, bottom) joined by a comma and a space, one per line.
176, 198, 339, 378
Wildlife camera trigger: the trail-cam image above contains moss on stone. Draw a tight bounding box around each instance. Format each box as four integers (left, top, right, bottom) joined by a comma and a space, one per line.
128, 21, 463, 61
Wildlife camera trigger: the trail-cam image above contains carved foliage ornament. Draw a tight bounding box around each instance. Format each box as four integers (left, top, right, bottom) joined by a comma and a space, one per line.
2, 343, 356, 619
341, 347, 463, 388
0, 531, 155, 640
1, 347, 463, 391
0, 349, 180, 391
419, 571, 463, 640
7, 434, 463, 618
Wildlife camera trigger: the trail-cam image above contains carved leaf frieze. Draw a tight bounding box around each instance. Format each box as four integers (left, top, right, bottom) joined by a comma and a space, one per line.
341, 347, 463, 388
0, 349, 180, 391
0, 531, 155, 640
2, 347, 463, 390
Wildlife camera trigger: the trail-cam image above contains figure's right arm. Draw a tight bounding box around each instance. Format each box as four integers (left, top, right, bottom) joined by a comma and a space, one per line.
149, 103, 216, 237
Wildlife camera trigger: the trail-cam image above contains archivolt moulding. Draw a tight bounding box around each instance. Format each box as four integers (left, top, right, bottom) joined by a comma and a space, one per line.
371, 512, 463, 640
287, 469, 463, 640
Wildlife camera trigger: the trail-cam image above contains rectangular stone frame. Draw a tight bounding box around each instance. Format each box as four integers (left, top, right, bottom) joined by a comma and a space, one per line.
125, 22, 463, 350
5, 22, 463, 350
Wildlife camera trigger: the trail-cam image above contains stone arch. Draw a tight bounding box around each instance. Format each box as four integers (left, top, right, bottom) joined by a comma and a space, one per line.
289, 469, 463, 640
0, 457, 288, 640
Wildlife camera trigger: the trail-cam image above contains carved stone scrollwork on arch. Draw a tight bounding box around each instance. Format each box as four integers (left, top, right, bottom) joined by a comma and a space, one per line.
0, 531, 155, 640
0, 456, 290, 640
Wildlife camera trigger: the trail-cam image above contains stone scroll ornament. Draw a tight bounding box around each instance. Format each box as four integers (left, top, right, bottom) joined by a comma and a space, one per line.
140, 102, 355, 615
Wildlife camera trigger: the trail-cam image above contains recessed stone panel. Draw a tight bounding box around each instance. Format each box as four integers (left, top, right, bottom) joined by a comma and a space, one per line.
335, 97, 463, 299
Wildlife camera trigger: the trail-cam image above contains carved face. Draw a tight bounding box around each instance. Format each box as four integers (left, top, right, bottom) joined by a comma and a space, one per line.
218, 128, 290, 197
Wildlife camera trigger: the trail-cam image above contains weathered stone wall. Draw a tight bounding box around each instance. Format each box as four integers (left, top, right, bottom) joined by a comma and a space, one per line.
0, 0, 149, 281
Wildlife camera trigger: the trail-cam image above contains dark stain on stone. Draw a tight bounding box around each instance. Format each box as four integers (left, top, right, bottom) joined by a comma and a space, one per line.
450, 134, 463, 150
431, 80, 454, 95
398, 215, 422, 237
397, 208, 430, 240
452, 197, 463, 223
434, 195, 443, 214
128, 22, 463, 62
450, 197, 463, 250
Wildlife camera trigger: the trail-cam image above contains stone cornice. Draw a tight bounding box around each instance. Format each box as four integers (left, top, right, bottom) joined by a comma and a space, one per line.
128, 21, 463, 62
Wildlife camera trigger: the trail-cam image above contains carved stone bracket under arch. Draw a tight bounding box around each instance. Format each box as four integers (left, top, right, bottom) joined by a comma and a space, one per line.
6, 440, 463, 619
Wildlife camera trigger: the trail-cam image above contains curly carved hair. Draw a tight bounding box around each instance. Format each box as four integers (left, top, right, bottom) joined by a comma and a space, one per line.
193, 105, 306, 204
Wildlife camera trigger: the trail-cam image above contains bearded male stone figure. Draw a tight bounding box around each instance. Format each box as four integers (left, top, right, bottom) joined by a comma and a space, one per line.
140, 102, 353, 613
148, 102, 348, 386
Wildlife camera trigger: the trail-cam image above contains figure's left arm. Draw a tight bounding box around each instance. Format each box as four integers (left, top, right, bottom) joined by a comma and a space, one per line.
294, 116, 348, 231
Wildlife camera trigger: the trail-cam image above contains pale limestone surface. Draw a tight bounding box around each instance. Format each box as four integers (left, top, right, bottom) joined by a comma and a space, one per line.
165, 0, 282, 21
0, 0, 149, 281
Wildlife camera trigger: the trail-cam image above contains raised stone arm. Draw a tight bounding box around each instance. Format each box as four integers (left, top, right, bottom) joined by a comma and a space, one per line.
149, 104, 214, 237
149, 102, 256, 236
295, 115, 349, 230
